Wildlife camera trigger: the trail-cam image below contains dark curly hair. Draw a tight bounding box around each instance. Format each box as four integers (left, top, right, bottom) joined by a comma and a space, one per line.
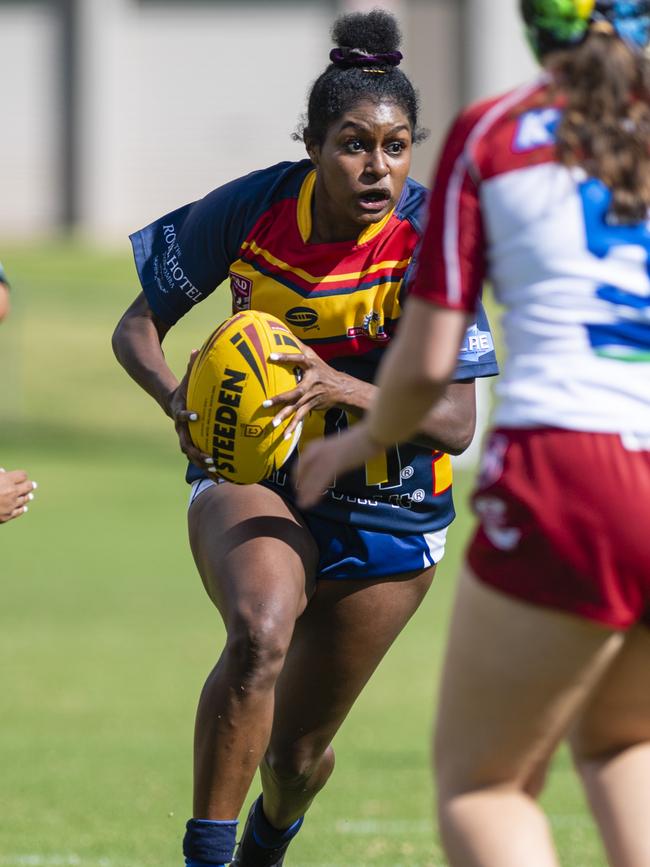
296, 9, 427, 146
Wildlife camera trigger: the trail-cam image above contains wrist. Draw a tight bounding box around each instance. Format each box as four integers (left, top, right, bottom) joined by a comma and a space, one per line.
335, 372, 373, 415
161, 386, 178, 419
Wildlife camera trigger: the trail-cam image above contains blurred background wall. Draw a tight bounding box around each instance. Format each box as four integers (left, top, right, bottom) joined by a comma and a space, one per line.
1, 0, 537, 240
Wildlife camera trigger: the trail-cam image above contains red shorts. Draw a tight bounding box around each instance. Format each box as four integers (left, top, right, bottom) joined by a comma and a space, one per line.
467, 428, 650, 629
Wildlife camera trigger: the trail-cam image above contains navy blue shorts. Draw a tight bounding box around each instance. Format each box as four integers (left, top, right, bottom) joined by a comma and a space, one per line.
189, 479, 447, 581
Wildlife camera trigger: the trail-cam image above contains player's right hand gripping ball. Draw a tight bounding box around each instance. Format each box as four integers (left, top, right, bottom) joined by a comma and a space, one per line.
186, 310, 304, 484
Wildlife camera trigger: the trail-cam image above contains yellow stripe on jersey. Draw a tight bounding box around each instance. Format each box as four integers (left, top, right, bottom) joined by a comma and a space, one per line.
297, 170, 316, 244
240, 239, 410, 285
296, 169, 398, 246
229, 259, 403, 341
433, 453, 453, 495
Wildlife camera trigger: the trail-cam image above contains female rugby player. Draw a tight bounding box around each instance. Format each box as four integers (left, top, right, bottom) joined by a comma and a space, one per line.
112, 10, 498, 866
297, 2, 650, 865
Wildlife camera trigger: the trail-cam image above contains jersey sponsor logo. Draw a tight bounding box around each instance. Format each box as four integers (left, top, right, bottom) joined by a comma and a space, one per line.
513, 108, 561, 153
229, 272, 253, 310
158, 223, 202, 303
286, 307, 319, 330
459, 324, 494, 361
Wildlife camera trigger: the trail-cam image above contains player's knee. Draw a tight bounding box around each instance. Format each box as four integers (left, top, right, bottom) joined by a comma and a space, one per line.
522, 758, 551, 799
263, 745, 335, 791
434, 738, 522, 802
224, 612, 293, 691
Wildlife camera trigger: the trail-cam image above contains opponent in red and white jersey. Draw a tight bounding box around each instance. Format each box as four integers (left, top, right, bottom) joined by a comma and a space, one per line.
296, 5, 650, 865
410, 77, 650, 434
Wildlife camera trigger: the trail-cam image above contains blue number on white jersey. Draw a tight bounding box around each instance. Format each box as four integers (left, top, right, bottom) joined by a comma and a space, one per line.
580, 178, 650, 362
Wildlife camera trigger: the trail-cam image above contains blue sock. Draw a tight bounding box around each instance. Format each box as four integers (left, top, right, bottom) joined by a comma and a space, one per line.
251, 796, 304, 849
183, 817, 238, 867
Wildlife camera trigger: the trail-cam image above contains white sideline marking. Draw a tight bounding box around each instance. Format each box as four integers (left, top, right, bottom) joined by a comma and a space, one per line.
336, 818, 432, 835
0, 857, 141, 867
315, 862, 446, 867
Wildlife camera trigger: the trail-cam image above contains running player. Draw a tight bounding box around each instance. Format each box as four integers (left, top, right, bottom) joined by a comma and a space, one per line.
113, 10, 498, 867
296, 2, 650, 865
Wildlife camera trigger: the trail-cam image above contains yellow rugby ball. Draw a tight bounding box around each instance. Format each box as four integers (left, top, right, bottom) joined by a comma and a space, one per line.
186, 310, 304, 484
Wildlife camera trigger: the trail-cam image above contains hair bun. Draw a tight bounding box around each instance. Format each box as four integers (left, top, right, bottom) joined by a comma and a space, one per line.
329, 47, 403, 68
331, 8, 402, 58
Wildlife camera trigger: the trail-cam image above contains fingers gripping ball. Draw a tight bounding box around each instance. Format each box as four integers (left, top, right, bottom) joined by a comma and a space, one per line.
186, 311, 304, 484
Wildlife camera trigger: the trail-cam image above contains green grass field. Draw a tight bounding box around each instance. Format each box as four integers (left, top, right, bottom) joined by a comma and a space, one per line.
0, 242, 607, 867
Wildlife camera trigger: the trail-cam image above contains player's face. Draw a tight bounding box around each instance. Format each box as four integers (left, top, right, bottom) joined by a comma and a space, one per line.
307, 99, 413, 242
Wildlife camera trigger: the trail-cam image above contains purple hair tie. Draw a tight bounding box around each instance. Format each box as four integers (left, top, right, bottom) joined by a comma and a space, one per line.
329, 47, 403, 68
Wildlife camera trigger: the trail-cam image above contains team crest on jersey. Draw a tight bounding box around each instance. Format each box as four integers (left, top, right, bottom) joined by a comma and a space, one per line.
347, 310, 389, 341
513, 108, 561, 153
229, 272, 252, 310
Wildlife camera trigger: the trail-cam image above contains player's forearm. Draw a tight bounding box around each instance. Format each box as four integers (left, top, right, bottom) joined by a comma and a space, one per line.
336, 374, 473, 454
112, 312, 179, 417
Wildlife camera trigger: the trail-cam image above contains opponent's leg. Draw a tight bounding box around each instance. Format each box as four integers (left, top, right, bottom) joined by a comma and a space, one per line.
434, 566, 623, 867
260, 567, 435, 828
570, 624, 650, 867
187, 482, 318, 821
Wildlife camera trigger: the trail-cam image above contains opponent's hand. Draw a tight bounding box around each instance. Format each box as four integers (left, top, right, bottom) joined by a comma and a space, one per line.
294, 422, 382, 508
0, 469, 37, 523
167, 351, 216, 475
266, 343, 346, 436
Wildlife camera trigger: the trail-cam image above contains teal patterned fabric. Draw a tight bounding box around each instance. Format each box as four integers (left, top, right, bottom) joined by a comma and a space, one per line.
521, 0, 650, 57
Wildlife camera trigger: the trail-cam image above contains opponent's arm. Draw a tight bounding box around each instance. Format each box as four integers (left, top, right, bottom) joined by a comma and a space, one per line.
267, 325, 475, 456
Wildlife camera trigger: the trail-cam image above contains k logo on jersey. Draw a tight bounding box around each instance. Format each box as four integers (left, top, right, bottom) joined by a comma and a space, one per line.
513, 108, 561, 152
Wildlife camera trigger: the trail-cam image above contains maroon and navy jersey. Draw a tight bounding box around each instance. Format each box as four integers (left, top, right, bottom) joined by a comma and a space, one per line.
130, 159, 498, 532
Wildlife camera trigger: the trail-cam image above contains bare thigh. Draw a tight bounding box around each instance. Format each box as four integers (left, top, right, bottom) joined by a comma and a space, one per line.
571, 624, 650, 758
188, 481, 319, 626
434, 566, 623, 796
267, 566, 436, 767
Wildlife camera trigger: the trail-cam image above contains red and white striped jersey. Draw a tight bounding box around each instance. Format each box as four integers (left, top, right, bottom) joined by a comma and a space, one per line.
410, 77, 650, 435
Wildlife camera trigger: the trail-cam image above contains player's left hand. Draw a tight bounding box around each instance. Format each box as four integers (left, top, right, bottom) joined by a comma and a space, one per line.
294, 421, 382, 508
267, 343, 349, 436
169, 350, 216, 474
